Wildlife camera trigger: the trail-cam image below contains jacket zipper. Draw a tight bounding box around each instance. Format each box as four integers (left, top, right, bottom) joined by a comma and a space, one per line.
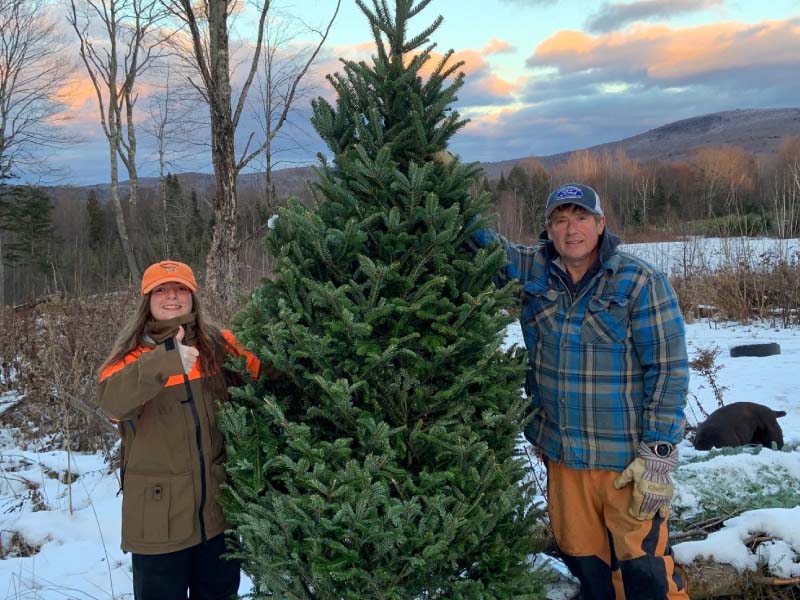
181, 374, 208, 543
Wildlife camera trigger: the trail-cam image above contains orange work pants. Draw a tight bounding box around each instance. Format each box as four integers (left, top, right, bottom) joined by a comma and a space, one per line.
547, 460, 688, 600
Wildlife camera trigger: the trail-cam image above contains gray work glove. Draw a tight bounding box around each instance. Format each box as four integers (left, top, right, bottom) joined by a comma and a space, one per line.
613, 441, 678, 520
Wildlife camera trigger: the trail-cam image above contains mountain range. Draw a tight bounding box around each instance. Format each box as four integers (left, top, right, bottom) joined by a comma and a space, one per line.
66, 107, 800, 199
478, 107, 800, 180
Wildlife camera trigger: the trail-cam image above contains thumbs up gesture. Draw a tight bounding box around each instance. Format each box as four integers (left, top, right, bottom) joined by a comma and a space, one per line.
176, 325, 199, 374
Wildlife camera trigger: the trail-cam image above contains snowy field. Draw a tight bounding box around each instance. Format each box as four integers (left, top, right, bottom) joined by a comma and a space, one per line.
1, 318, 797, 598
1, 237, 799, 598
620, 236, 800, 276
507, 320, 800, 599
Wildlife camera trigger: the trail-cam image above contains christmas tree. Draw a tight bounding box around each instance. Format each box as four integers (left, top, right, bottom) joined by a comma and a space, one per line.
219, 1, 546, 597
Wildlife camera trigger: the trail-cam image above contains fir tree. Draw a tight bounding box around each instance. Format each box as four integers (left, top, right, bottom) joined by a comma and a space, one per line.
496, 170, 508, 191
0, 185, 56, 270
219, 2, 545, 598
86, 189, 104, 249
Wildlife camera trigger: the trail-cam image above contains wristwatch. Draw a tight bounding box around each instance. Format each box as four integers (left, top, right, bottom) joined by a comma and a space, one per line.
650, 442, 674, 457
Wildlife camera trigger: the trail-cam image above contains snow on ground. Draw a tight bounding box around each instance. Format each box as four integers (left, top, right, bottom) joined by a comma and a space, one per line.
1, 237, 799, 598
620, 236, 800, 276
1, 318, 797, 598
507, 316, 800, 596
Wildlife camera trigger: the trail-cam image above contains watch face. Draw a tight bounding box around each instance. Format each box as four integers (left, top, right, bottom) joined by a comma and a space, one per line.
655, 443, 671, 457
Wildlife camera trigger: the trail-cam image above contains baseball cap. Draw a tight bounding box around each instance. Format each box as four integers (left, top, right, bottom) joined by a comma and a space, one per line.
545, 183, 603, 219
141, 260, 197, 295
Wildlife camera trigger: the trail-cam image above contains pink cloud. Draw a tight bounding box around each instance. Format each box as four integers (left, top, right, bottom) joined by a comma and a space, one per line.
465, 108, 524, 138
482, 37, 516, 55
528, 18, 800, 81
476, 73, 520, 97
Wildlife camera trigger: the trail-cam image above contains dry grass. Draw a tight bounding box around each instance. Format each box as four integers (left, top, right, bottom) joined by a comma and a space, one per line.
0, 286, 251, 453
0, 531, 42, 559
0, 291, 141, 453
673, 260, 800, 326
622, 228, 685, 243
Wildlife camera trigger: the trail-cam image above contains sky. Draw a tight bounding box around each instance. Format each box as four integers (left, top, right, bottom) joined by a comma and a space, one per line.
1, 237, 800, 597
37, 0, 800, 185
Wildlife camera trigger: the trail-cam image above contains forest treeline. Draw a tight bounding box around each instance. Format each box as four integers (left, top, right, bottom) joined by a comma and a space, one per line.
1, 136, 799, 307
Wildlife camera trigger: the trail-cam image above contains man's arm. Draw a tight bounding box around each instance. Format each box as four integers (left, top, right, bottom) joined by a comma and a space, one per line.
469, 228, 541, 286
630, 270, 689, 445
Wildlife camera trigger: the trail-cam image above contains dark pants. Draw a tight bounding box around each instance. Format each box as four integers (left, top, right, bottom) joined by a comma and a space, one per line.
132, 534, 241, 600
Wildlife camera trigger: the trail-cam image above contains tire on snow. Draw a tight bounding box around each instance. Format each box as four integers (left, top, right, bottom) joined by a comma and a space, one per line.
729, 343, 781, 358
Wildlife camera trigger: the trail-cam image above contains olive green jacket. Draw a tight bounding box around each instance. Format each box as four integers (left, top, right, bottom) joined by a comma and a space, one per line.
98, 316, 258, 555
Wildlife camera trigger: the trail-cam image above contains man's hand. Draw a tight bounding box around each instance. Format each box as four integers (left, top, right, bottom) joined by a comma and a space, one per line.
176, 325, 199, 374
613, 441, 678, 520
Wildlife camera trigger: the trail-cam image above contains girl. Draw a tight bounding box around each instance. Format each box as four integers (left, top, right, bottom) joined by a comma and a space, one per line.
98, 260, 259, 599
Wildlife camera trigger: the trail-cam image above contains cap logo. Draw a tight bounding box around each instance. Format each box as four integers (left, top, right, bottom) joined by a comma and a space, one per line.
162, 264, 177, 272
555, 185, 584, 200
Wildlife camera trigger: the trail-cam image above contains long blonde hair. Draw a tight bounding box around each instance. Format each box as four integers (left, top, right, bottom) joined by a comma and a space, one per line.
100, 293, 236, 394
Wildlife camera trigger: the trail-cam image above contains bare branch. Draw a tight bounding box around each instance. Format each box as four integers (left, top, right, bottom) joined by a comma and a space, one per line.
0, 0, 74, 180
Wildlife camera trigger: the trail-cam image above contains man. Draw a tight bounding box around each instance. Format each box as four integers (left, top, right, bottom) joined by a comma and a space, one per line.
472, 183, 689, 599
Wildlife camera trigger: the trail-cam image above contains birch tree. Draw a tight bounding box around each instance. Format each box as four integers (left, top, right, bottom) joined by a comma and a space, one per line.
252, 11, 321, 217
162, 0, 340, 306
68, 0, 168, 280
144, 66, 200, 256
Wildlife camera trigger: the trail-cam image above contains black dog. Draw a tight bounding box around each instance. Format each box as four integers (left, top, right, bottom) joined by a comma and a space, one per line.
694, 402, 786, 450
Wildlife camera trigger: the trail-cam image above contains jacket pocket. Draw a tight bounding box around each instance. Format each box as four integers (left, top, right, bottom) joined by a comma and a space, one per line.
581, 295, 629, 345
122, 472, 195, 544
523, 288, 561, 336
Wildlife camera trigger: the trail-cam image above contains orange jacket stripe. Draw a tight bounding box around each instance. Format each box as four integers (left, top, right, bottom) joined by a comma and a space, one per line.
100, 329, 260, 386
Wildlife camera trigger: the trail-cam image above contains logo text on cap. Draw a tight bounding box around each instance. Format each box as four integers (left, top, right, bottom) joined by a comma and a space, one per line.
555, 185, 584, 200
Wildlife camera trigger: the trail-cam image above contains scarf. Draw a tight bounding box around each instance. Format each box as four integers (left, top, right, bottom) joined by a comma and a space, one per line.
144, 313, 198, 346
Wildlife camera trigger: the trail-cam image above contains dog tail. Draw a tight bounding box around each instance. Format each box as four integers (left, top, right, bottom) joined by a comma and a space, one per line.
774, 410, 787, 418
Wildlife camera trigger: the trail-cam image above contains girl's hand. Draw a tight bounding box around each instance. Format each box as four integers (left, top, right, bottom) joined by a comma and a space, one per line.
176, 325, 199, 374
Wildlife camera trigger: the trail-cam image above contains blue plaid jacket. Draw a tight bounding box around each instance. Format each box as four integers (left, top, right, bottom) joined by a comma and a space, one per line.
475, 229, 688, 470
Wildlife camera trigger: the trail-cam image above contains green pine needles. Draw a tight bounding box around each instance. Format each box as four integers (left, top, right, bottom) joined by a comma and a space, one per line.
218, 1, 545, 598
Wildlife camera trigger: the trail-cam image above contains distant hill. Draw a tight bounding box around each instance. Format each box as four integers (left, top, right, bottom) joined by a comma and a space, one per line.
52, 107, 800, 200
480, 107, 800, 179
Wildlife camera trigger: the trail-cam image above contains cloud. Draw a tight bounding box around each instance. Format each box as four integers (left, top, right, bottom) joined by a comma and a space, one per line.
586, 0, 724, 33
453, 86, 720, 162
498, 0, 559, 5
445, 16, 800, 164
482, 37, 516, 55
526, 18, 800, 86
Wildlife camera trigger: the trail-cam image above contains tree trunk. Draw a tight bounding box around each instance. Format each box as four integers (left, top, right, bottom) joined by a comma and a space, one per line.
264, 139, 276, 215
203, 0, 239, 307
123, 91, 143, 265
0, 236, 4, 306
109, 137, 140, 281
206, 119, 239, 307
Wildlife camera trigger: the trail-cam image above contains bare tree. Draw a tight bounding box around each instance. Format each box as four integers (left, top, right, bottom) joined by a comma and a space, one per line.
68, 0, 168, 280
0, 0, 73, 180
144, 66, 201, 255
770, 136, 800, 239
693, 146, 757, 232
252, 11, 322, 217
0, 0, 73, 305
162, 0, 340, 307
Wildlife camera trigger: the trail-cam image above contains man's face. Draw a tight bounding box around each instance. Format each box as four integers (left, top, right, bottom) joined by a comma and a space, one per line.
546, 204, 606, 271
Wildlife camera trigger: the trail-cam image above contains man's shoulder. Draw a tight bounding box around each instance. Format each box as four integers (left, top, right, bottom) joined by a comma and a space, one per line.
610, 248, 665, 278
